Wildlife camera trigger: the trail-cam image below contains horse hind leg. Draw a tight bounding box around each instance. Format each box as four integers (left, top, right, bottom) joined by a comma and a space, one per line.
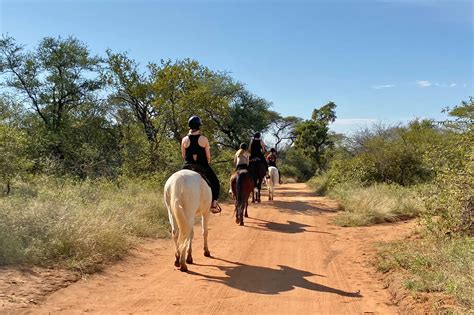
173, 229, 180, 267
202, 213, 211, 257
239, 204, 244, 226
177, 230, 192, 272
186, 230, 194, 264
167, 211, 180, 267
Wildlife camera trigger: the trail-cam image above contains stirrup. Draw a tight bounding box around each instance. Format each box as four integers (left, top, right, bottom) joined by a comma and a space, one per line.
210, 202, 222, 214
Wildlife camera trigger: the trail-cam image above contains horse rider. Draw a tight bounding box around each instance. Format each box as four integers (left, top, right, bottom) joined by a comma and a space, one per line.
249, 132, 269, 177
234, 143, 250, 171
181, 116, 220, 212
266, 148, 283, 184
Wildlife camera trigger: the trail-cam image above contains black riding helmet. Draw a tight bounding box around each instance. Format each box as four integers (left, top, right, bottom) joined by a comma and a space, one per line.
188, 116, 202, 130
270, 148, 276, 153
253, 132, 261, 139
240, 143, 248, 150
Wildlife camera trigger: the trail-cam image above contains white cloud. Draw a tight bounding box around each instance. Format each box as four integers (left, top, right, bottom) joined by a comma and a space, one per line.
416, 80, 432, 87
449, 83, 457, 87
333, 118, 378, 126
372, 84, 395, 89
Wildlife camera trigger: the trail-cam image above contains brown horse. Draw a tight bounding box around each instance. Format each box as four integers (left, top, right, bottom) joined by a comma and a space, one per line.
230, 169, 254, 226
248, 158, 266, 203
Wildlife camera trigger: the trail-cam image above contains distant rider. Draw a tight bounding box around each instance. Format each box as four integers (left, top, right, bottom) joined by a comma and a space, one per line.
249, 132, 269, 177
266, 148, 282, 184
234, 143, 250, 171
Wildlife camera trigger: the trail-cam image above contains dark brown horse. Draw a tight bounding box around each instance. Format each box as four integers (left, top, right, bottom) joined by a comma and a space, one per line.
230, 169, 254, 226
248, 158, 266, 203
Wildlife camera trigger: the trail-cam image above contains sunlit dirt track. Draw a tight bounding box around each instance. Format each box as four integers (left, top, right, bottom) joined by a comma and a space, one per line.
21, 183, 413, 315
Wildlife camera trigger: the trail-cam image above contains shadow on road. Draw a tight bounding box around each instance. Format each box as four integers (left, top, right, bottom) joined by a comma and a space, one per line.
267, 200, 338, 215
190, 258, 362, 298
245, 217, 332, 235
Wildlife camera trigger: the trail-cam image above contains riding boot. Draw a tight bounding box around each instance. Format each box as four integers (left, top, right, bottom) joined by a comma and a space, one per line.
210, 200, 221, 214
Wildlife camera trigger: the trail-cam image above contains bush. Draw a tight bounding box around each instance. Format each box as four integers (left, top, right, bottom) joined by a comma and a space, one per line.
306, 174, 330, 195
279, 148, 315, 182
422, 129, 474, 237
326, 121, 440, 187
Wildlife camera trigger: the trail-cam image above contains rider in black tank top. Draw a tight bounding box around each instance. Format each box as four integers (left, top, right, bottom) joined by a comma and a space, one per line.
181, 116, 220, 212
185, 135, 208, 165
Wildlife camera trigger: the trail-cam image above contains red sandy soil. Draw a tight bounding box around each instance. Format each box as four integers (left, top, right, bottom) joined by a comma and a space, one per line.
2, 183, 417, 315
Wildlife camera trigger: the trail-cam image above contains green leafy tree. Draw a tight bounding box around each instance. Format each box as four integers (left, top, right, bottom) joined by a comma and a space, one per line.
152, 59, 228, 144
268, 115, 301, 150
206, 80, 275, 149
0, 35, 104, 164
424, 98, 474, 236
105, 51, 163, 171
0, 97, 30, 194
294, 102, 337, 172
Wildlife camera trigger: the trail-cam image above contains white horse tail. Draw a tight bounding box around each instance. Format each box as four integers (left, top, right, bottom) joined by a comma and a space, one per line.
268, 166, 279, 200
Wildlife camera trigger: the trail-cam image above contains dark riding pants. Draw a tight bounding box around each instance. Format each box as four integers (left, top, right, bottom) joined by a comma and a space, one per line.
182, 162, 220, 201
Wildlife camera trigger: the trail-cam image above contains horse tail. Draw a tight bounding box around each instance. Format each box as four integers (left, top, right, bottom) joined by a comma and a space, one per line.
270, 166, 279, 186
235, 172, 246, 215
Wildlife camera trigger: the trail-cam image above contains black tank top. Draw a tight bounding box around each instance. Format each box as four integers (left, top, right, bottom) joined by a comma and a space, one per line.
185, 135, 208, 165
250, 139, 263, 156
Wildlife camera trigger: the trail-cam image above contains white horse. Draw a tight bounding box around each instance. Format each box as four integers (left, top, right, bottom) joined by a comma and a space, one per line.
267, 166, 279, 200
164, 169, 213, 272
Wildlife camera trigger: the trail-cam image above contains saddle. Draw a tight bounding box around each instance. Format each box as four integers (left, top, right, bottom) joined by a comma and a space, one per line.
249, 157, 262, 163
182, 163, 212, 188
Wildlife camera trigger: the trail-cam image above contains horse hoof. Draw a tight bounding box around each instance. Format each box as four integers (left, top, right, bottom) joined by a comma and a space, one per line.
244, 213, 248, 218
204, 250, 211, 257
174, 259, 180, 267
180, 265, 188, 272
186, 256, 193, 264
239, 222, 244, 226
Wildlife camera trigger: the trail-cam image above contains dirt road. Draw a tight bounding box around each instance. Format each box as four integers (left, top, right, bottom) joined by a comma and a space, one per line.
23, 183, 413, 314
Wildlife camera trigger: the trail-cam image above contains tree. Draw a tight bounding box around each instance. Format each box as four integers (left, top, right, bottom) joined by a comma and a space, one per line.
152, 59, 229, 144
0, 35, 104, 161
206, 80, 275, 149
105, 51, 163, 170
0, 96, 30, 194
268, 115, 301, 150
294, 102, 337, 172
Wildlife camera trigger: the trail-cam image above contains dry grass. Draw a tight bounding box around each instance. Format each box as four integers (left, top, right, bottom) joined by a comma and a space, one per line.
377, 236, 474, 313
307, 176, 423, 226
0, 176, 169, 272
329, 183, 423, 226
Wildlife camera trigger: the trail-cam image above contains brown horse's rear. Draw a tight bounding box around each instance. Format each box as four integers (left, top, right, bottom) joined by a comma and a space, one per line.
248, 158, 266, 203
230, 170, 254, 226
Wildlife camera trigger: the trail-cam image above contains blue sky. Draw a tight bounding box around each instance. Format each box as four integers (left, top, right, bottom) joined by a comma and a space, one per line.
1, 0, 472, 134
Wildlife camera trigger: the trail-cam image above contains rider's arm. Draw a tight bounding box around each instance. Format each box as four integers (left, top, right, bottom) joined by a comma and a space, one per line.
204, 138, 211, 163
260, 140, 266, 152
181, 137, 188, 160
